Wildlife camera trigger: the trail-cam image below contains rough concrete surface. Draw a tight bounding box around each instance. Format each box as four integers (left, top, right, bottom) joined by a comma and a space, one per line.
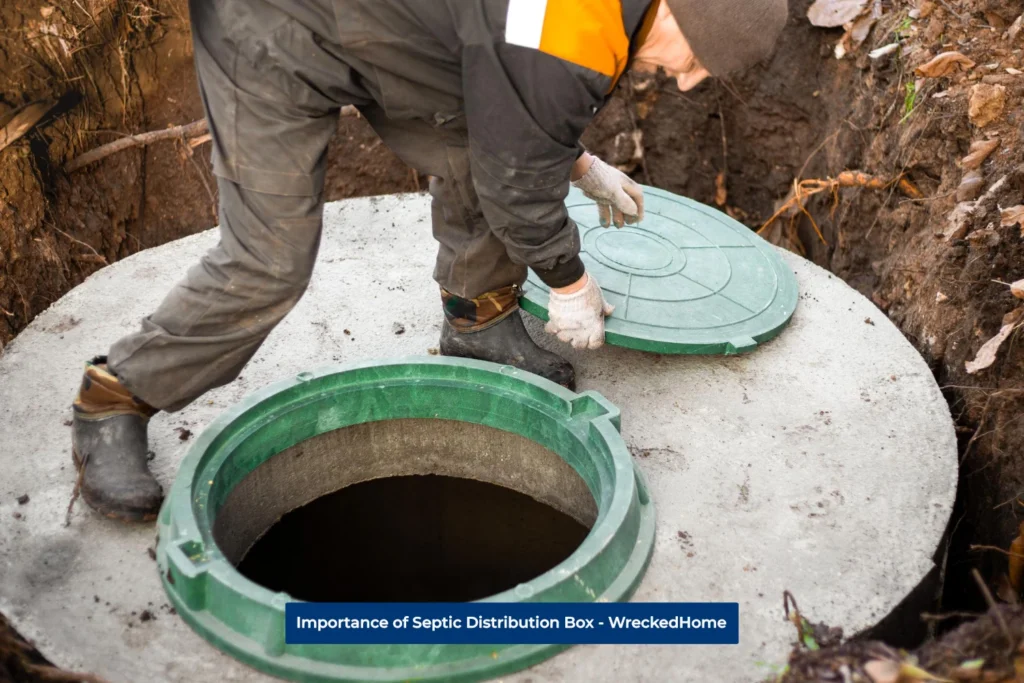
0, 193, 957, 682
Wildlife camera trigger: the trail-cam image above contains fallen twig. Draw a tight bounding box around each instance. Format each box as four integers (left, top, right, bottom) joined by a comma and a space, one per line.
783, 590, 811, 648
920, 610, 984, 622
971, 568, 1016, 656
65, 451, 88, 527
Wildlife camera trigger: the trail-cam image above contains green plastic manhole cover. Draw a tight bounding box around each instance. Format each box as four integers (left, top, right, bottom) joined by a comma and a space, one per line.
521, 185, 799, 354
156, 357, 655, 683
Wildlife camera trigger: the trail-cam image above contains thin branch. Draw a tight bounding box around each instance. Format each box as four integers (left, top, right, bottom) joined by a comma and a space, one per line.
971, 568, 1015, 656
65, 451, 88, 527
970, 544, 1024, 560
920, 611, 984, 622
65, 105, 360, 174
51, 225, 105, 263
65, 119, 208, 173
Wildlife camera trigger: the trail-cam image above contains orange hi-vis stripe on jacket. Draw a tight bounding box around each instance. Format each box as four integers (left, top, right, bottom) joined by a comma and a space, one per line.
504, 0, 631, 81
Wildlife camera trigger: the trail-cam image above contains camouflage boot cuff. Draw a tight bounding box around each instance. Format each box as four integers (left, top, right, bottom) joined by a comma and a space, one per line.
442, 285, 521, 332
72, 356, 158, 419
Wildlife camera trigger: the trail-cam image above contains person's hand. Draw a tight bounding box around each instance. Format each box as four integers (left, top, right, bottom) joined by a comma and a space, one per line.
545, 273, 614, 350
571, 154, 644, 228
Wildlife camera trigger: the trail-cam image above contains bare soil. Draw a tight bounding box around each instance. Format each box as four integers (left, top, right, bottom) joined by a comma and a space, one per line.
0, 0, 415, 350
3, 0, 1024, 678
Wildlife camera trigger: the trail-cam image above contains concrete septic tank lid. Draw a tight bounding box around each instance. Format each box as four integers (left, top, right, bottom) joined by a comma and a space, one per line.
157, 357, 655, 682
0, 194, 957, 682
521, 186, 799, 355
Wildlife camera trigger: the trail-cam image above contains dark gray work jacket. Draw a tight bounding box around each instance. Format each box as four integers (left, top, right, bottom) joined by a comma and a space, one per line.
266, 0, 659, 286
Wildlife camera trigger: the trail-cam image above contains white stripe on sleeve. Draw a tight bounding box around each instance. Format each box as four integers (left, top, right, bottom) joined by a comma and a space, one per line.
504, 0, 548, 49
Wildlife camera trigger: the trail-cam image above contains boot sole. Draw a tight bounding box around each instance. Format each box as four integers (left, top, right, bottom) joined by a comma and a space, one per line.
71, 447, 159, 524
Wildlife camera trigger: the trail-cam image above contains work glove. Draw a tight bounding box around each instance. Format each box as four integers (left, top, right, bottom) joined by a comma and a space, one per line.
572, 157, 645, 228
545, 273, 614, 350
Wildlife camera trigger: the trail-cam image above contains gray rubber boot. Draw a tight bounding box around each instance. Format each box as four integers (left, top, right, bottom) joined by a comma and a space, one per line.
72, 413, 162, 522
439, 311, 576, 390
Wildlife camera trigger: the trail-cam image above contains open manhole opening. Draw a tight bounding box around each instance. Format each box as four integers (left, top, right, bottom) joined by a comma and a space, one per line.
160, 359, 653, 682
236, 475, 591, 603
219, 419, 596, 603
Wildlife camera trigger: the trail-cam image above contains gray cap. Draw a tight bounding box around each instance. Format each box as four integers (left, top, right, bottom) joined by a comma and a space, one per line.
664, 0, 788, 76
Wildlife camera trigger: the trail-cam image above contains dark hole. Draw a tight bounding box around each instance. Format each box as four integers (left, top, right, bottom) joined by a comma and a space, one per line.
236, 474, 590, 602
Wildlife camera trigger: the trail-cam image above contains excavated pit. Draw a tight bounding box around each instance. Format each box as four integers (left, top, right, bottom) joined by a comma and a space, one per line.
214, 419, 596, 604
235, 475, 590, 603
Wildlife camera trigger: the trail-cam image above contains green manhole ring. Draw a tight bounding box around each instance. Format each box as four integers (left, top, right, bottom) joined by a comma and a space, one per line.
522, 185, 799, 355
156, 356, 655, 683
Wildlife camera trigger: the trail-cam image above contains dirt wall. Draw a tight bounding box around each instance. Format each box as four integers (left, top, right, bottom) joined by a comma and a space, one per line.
0, 0, 413, 351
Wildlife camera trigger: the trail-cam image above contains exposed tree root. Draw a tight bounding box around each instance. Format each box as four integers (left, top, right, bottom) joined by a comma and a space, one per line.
758, 171, 924, 248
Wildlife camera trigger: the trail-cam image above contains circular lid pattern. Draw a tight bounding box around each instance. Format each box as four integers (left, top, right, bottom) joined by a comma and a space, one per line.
521, 185, 799, 354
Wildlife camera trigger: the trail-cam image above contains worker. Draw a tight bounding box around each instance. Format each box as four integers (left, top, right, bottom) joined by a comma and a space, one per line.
70, 0, 787, 521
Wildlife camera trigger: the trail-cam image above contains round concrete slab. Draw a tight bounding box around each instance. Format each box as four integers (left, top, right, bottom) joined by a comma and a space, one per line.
521, 186, 799, 354
0, 193, 956, 683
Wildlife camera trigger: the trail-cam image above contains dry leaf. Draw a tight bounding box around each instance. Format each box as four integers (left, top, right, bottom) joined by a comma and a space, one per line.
849, 14, 876, 46
969, 83, 1007, 127
1009, 14, 1023, 43
915, 51, 976, 77
1001, 205, 1024, 228
943, 202, 976, 241
807, 0, 868, 27
714, 172, 727, 207
1012, 280, 1024, 300
869, 42, 900, 59
956, 171, 985, 202
965, 317, 1021, 374
846, 2, 882, 50
0, 100, 55, 154
961, 138, 1000, 169
864, 659, 900, 683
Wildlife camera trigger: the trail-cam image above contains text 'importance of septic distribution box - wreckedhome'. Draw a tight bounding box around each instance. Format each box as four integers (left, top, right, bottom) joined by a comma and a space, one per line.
286, 603, 739, 645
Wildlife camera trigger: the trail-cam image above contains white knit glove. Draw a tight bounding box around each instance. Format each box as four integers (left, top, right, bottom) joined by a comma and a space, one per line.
545, 273, 614, 350
572, 156, 645, 228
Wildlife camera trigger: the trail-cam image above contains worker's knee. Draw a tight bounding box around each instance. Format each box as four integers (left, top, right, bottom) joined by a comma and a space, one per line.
216, 182, 324, 290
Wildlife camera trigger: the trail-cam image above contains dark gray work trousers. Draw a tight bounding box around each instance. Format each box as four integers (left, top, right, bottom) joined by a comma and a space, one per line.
107, 0, 526, 412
